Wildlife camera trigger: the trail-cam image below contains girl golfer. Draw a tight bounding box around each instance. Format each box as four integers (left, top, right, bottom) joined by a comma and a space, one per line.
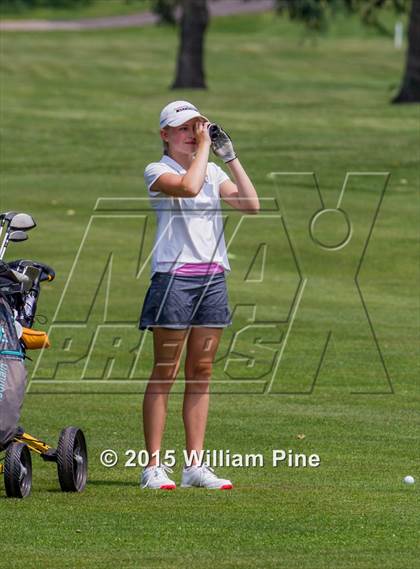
139, 101, 259, 489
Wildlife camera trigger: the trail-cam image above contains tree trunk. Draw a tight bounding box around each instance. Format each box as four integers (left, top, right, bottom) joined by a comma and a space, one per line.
172, 0, 209, 89
393, 0, 420, 103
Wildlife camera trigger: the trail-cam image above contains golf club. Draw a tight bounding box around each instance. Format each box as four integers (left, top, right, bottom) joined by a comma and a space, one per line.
0, 211, 18, 241
0, 212, 36, 259
9, 213, 36, 231
9, 231, 29, 243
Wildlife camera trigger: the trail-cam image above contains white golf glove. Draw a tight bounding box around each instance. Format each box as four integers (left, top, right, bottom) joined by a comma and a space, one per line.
209, 124, 237, 163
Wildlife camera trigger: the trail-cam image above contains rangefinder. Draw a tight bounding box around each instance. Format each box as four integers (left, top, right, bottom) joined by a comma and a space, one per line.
208, 123, 223, 141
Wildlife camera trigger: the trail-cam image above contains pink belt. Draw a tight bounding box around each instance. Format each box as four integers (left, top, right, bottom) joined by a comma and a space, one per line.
170, 262, 224, 276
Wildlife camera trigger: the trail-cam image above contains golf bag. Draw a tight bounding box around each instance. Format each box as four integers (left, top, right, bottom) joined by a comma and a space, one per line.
0, 295, 27, 450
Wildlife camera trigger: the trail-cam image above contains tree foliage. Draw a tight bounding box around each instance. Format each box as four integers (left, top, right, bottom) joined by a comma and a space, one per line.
151, 0, 177, 23
276, 0, 410, 35
274, 0, 418, 103
0, 0, 92, 8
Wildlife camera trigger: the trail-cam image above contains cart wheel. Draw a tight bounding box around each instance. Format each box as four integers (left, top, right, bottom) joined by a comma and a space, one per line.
57, 427, 88, 492
4, 442, 32, 498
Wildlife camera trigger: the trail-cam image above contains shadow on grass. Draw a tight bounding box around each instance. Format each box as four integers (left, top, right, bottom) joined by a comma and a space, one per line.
43, 480, 138, 492
86, 479, 139, 487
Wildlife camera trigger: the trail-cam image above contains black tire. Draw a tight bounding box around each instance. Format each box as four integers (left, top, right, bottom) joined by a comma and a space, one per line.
56, 427, 88, 492
4, 442, 32, 498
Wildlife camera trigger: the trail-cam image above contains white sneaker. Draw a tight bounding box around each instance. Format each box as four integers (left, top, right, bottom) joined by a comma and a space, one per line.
181, 464, 233, 490
140, 465, 176, 490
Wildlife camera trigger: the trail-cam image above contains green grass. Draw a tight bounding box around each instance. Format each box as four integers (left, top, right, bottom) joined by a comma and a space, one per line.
0, 11, 419, 569
0, 0, 151, 20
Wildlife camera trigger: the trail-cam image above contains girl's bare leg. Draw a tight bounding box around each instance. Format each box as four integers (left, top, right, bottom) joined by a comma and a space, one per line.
183, 327, 223, 463
143, 327, 189, 467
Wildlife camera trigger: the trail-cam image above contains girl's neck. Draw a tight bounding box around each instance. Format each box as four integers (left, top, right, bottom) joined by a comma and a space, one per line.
167, 151, 194, 171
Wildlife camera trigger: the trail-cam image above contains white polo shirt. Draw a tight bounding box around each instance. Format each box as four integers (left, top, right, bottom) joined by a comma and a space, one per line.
144, 155, 231, 276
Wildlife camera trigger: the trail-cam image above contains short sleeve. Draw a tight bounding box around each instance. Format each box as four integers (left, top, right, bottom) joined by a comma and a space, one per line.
210, 163, 230, 188
144, 162, 173, 196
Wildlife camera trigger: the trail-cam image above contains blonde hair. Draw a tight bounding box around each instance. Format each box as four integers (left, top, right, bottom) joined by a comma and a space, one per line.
162, 126, 169, 156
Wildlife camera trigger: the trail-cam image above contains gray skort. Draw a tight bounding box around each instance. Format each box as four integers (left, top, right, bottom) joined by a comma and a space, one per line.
139, 271, 232, 331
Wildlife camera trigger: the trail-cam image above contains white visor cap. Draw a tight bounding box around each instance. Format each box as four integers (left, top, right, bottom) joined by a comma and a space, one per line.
159, 100, 208, 129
